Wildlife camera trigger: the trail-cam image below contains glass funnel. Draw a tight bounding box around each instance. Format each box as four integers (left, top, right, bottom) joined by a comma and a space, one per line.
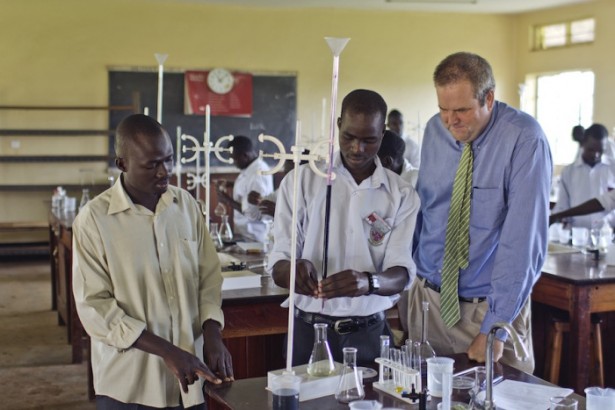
307, 323, 335, 377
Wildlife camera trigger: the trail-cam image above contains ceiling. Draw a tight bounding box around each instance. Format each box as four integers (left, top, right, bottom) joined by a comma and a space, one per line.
174, 0, 593, 14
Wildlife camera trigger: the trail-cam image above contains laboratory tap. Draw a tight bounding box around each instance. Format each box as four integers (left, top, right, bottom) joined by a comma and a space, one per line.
483, 322, 530, 410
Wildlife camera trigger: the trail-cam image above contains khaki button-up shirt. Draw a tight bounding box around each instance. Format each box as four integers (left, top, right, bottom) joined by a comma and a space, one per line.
73, 180, 223, 407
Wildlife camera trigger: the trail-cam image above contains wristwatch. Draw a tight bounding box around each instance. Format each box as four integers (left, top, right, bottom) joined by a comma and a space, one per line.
366, 273, 381, 295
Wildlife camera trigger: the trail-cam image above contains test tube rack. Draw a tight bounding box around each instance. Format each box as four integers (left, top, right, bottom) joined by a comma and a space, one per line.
372, 357, 426, 404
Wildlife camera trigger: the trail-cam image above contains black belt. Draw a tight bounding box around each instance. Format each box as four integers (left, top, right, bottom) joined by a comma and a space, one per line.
418, 275, 487, 304
294, 309, 385, 335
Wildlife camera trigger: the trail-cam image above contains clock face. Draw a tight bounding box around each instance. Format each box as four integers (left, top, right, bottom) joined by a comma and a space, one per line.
207, 68, 234, 94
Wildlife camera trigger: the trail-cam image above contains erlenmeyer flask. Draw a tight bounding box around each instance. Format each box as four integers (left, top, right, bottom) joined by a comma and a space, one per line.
419, 301, 436, 371
209, 223, 223, 251
307, 323, 335, 377
214, 202, 227, 218
334, 347, 365, 403
219, 215, 233, 243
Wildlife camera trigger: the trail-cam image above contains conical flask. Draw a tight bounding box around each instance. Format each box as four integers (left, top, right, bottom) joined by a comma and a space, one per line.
214, 202, 227, 218
219, 215, 233, 243
307, 323, 335, 377
209, 222, 223, 251
334, 347, 365, 403
419, 301, 436, 370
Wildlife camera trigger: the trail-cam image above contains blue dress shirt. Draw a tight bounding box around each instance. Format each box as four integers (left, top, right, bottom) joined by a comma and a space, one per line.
413, 101, 552, 335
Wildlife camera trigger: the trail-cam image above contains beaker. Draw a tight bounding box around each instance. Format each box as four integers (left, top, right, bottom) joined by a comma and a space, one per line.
209, 223, 223, 251
307, 323, 335, 377
335, 347, 365, 403
214, 202, 227, 218
220, 215, 233, 243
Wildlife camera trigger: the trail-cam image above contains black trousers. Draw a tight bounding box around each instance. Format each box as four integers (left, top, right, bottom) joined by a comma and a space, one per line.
291, 312, 391, 368
96, 395, 206, 410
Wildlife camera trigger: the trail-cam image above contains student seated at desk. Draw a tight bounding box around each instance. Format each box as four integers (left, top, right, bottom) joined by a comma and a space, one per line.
268, 89, 419, 367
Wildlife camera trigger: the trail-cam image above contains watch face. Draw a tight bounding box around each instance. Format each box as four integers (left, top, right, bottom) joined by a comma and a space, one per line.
207, 68, 234, 94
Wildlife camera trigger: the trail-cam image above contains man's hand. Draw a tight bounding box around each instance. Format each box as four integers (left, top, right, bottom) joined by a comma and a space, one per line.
467, 333, 503, 364
258, 199, 276, 217
203, 320, 234, 383
272, 259, 318, 296
134, 330, 221, 393
162, 344, 221, 392
247, 191, 262, 206
317, 270, 369, 299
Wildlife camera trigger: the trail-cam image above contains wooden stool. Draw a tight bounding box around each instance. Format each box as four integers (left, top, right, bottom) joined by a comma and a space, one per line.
544, 315, 604, 386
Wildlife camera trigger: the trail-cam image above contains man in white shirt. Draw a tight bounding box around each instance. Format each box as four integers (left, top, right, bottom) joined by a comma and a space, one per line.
73, 114, 233, 409
378, 130, 418, 188
216, 135, 274, 242
268, 89, 420, 367
387, 109, 421, 168
552, 123, 615, 228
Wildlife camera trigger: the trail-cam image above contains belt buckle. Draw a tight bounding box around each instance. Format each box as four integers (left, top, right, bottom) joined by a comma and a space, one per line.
333, 318, 355, 335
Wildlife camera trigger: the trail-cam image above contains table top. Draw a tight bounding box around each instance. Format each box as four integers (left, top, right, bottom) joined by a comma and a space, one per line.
205, 353, 586, 410
541, 252, 615, 285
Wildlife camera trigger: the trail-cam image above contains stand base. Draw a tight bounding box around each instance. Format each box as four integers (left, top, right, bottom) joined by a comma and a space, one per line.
267, 363, 342, 402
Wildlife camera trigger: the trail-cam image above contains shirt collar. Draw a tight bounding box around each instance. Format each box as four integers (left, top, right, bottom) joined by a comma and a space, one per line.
332, 151, 390, 191
107, 174, 177, 215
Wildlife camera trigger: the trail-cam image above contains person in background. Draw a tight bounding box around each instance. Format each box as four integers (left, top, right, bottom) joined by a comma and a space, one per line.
72, 114, 233, 409
216, 135, 274, 242
552, 123, 615, 229
377, 129, 418, 343
387, 109, 421, 168
378, 130, 418, 188
247, 152, 310, 218
269, 89, 419, 366
410, 52, 552, 373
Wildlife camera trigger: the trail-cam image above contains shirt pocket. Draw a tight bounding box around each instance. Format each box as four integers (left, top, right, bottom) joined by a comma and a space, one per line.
178, 238, 199, 283
470, 187, 506, 230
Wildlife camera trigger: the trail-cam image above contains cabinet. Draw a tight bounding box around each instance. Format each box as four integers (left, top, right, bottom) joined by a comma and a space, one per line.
0, 97, 139, 246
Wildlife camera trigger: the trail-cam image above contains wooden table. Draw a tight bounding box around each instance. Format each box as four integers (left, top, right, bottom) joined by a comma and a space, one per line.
532, 251, 615, 394
205, 353, 586, 409
48, 209, 82, 363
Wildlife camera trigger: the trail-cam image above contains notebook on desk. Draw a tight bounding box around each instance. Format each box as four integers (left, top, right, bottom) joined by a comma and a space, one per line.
221, 270, 261, 291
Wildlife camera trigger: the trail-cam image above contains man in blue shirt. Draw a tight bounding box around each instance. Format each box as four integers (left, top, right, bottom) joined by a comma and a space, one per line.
408, 52, 552, 372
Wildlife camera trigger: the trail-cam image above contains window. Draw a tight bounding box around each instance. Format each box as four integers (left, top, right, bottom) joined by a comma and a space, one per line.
521, 71, 594, 166
534, 17, 595, 50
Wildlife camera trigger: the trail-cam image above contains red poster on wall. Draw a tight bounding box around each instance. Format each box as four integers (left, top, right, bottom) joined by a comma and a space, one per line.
184, 70, 253, 116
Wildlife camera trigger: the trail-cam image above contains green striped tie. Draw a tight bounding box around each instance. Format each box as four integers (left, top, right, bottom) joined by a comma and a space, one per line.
440, 142, 473, 328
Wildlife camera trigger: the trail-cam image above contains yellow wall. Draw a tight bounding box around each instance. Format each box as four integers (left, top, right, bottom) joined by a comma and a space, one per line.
515, 0, 615, 131
0, 0, 607, 226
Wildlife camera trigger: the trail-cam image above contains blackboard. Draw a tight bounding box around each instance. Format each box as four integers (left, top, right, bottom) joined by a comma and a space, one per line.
108, 71, 297, 166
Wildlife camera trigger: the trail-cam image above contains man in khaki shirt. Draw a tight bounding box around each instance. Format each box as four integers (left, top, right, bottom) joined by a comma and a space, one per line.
72, 114, 233, 409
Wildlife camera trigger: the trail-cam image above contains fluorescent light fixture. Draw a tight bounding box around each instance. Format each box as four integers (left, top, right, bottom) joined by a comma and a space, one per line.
386, 0, 477, 4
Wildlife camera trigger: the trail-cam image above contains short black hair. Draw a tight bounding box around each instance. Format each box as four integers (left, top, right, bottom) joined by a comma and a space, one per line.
115, 114, 166, 157
378, 130, 406, 162
226, 135, 255, 154
340, 89, 387, 123
388, 109, 403, 120
583, 123, 608, 142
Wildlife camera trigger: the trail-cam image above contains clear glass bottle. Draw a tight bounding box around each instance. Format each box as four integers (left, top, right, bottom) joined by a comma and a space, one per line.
334, 347, 365, 403
214, 202, 227, 218
79, 188, 90, 211
419, 301, 436, 371
209, 222, 223, 251
219, 215, 233, 243
307, 323, 335, 377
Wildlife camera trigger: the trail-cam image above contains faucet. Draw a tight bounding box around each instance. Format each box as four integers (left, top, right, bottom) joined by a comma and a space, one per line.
483, 322, 530, 410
